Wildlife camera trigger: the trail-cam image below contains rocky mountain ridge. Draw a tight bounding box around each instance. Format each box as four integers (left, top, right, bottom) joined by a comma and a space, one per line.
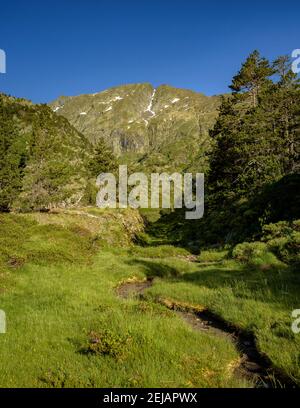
50, 83, 221, 172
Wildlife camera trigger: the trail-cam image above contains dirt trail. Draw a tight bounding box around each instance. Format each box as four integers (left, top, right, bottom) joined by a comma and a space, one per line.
117, 278, 296, 388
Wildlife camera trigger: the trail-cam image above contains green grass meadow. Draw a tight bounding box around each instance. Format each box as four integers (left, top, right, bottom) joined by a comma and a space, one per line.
0, 210, 299, 387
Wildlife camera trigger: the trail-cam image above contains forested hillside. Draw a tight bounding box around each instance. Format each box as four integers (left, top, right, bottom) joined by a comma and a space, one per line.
154, 51, 300, 257
0, 94, 93, 211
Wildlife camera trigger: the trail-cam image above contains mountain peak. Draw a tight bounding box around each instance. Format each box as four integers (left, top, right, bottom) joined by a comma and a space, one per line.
48, 83, 221, 173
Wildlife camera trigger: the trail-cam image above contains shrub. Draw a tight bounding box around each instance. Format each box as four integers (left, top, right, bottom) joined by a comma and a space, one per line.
262, 221, 300, 265
232, 241, 282, 268
232, 242, 268, 263
82, 330, 132, 359
267, 233, 300, 266
262, 221, 296, 241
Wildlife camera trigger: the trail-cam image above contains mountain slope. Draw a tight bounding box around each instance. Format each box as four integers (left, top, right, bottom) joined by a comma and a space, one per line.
0, 93, 91, 211
50, 83, 221, 172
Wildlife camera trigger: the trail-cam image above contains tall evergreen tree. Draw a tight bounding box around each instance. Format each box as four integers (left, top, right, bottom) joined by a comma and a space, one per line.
84, 137, 118, 205
229, 50, 274, 107
271, 56, 300, 173
209, 51, 300, 208
88, 137, 118, 177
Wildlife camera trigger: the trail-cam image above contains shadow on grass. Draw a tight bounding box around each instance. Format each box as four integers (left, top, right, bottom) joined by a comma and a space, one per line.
138, 208, 201, 254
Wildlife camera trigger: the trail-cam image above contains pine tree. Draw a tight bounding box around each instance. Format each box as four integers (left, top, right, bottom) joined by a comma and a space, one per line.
83, 137, 118, 205
88, 137, 118, 177
229, 50, 274, 107
208, 51, 300, 207
204, 51, 300, 244
271, 56, 300, 173
273, 55, 297, 86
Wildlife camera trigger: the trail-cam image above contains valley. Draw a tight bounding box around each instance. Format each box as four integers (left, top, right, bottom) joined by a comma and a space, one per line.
1, 0, 300, 395
0, 209, 299, 387
1, 51, 299, 389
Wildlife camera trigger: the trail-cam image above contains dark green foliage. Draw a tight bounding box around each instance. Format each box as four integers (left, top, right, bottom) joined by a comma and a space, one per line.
205, 174, 300, 245
201, 52, 300, 246
262, 220, 300, 265
143, 52, 300, 252
88, 136, 118, 177
209, 52, 299, 206
229, 50, 274, 107
83, 137, 118, 205
0, 95, 29, 210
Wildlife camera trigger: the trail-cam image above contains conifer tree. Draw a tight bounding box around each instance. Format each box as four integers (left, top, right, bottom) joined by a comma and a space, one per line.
88, 137, 118, 177
208, 51, 300, 207
229, 50, 274, 107
84, 137, 118, 205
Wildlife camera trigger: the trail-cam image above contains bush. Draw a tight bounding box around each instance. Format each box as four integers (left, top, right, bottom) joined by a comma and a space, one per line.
82, 330, 132, 359
232, 242, 268, 263
267, 233, 300, 266
262, 221, 300, 265
262, 221, 299, 241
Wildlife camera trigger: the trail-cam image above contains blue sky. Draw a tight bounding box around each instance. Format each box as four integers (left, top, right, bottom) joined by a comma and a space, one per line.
0, 0, 299, 103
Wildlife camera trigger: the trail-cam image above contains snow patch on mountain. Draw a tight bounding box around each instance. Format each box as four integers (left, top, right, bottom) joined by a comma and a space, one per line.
145, 89, 156, 117
98, 96, 124, 105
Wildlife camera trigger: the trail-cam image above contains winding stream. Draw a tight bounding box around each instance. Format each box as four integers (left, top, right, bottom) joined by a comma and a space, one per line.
117, 278, 296, 389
